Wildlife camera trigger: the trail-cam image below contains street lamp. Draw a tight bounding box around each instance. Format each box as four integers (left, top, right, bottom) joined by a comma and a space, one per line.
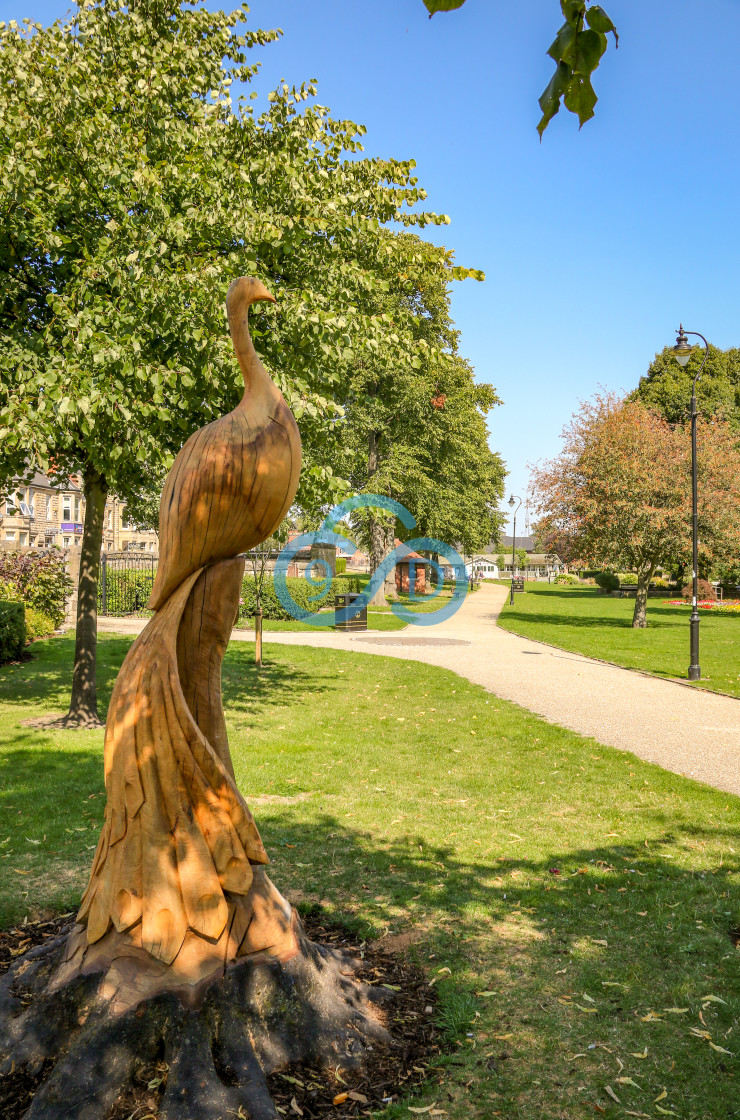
508, 494, 522, 606
671, 325, 709, 681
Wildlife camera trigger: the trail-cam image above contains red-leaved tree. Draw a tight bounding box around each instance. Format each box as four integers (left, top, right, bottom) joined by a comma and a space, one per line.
530, 392, 740, 627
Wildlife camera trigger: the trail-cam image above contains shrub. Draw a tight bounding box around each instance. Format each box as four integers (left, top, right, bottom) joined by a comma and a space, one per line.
238, 574, 361, 622
0, 602, 25, 664
682, 579, 717, 602
0, 550, 70, 627
650, 577, 670, 589
24, 607, 56, 642
617, 572, 638, 586
335, 557, 347, 575
594, 571, 619, 592
553, 573, 579, 585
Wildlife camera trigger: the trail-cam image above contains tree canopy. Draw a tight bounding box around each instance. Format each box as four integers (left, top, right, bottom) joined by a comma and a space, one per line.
631, 344, 740, 428
326, 230, 504, 600
0, 0, 488, 718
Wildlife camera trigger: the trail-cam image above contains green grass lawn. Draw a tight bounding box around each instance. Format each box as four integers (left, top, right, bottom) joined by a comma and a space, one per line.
498, 583, 740, 698
1, 635, 738, 1119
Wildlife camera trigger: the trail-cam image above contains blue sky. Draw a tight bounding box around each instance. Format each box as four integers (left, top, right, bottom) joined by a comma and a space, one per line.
5, 0, 739, 532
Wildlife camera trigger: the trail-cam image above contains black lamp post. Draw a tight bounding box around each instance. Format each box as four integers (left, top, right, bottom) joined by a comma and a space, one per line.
672, 325, 709, 681
508, 494, 522, 606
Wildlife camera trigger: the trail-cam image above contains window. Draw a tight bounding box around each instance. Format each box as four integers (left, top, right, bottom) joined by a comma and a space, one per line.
107, 509, 113, 530
46, 495, 52, 520
5, 492, 17, 515
5, 530, 15, 542
18, 531, 28, 546
74, 536, 81, 547
62, 495, 72, 520
62, 535, 71, 547
74, 496, 81, 521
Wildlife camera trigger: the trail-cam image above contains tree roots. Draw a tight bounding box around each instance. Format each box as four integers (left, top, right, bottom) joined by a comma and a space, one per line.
0, 918, 394, 1120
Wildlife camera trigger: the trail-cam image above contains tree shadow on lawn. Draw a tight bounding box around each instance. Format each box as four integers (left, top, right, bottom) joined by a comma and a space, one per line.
0, 635, 324, 722
0, 635, 130, 713
256, 807, 740, 953
254, 809, 739, 1107
1, 735, 737, 1112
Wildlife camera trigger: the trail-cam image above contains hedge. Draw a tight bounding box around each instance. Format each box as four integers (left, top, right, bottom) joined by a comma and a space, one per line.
0, 550, 70, 628
0, 602, 25, 664
238, 574, 361, 622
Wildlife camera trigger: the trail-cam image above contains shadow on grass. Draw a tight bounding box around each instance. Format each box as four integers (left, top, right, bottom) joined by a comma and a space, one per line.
0, 635, 326, 722
0, 635, 131, 713
0, 738, 737, 1110
256, 808, 740, 950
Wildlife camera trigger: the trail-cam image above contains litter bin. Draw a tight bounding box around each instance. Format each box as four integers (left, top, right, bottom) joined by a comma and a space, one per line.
334, 592, 367, 632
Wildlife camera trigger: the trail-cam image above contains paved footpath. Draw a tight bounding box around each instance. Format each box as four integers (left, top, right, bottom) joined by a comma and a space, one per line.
99, 583, 740, 797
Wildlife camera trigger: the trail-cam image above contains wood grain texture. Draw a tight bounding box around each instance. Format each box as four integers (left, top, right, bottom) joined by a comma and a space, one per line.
73, 279, 302, 993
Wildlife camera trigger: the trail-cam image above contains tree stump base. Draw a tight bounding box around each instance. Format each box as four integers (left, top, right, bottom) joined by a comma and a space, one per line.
1, 907, 398, 1120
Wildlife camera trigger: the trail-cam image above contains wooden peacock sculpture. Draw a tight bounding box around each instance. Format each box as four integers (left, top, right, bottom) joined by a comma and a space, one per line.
0, 279, 393, 1120
57, 277, 302, 1008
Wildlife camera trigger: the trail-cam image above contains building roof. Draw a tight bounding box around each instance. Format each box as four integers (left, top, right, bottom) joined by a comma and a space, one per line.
9, 470, 82, 492
395, 538, 425, 561
498, 553, 560, 565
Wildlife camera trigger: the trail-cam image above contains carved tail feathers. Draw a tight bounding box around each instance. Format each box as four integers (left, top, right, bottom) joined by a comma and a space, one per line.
74, 280, 303, 979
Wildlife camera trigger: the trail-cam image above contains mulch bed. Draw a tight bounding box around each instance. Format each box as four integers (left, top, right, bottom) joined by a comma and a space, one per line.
1, 912, 441, 1120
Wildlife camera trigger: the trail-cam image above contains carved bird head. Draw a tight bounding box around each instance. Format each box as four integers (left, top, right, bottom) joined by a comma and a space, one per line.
226, 276, 275, 319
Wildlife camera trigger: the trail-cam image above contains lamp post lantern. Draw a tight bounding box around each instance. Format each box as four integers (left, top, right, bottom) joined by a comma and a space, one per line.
508, 494, 522, 606
671, 325, 709, 681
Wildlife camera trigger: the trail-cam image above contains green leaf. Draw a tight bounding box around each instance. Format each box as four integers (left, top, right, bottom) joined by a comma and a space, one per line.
586, 5, 618, 45
573, 28, 607, 74
547, 23, 577, 65
423, 0, 466, 13
560, 0, 586, 29
537, 61, 571, 138
564, 72, 598, 127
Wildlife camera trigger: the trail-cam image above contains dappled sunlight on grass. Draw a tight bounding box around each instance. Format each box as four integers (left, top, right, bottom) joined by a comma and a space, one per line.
0, 635, 737, 1118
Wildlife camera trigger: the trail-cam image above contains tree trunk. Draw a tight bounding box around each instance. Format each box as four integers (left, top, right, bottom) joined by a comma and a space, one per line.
368, 515, 388, 606
56, 469, 108, 728
632, 559, 656, 628
383, 522, 397, 601
366, 431, 390, 607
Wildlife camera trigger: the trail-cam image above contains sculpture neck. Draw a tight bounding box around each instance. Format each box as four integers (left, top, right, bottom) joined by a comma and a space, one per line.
230, 301, 273, 397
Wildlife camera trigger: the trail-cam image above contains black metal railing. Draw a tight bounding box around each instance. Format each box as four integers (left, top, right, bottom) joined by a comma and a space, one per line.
98, 551, 158, 616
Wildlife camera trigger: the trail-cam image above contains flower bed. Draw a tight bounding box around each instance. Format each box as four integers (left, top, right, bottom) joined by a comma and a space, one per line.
664, 599, 740, 612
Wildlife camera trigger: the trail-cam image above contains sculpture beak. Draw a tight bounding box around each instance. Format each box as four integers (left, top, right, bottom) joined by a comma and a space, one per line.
251, 280, 276, 305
